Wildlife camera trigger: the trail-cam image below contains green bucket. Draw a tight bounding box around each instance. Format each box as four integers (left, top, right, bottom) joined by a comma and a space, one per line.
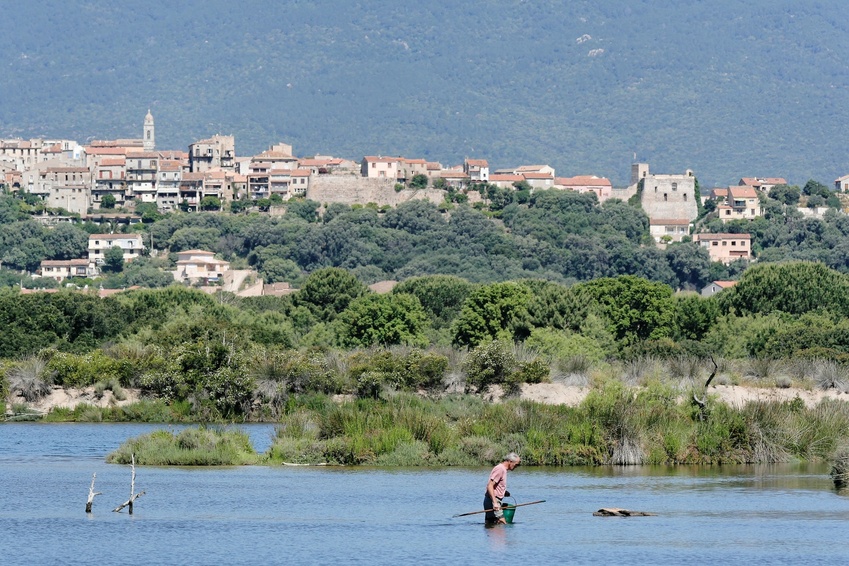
501, 497, 516, 523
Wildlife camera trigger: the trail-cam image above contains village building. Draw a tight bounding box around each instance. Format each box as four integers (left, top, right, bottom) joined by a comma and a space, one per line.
489, 173, 524, 189
739, 177, 787, 192
88, 233, 145, 265
650, 218, 691, 244
173, 249, 230, 284
39, 259, 97, 282
555, 175, 613, 202
189, 134, 235, 172
361, 156, 400, 179
464, 159, 489, 183
700, 280, 738, 297
717, 185, 762, 222
694, 233, 752, 264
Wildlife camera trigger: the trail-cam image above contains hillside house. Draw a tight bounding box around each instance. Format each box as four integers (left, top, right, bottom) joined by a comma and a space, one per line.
650, 218, 691, 244
88, 233, 145, 265
173, 249, 230, 283
694, 233, 752, 264
361, 156, 400, 179
717, 185, 761, 222
739, 177, 787, 192
700, 280, 738, 297
835, 174, 849, 192
464, 159, 489, 183
39, 259, 97, 282
489, 174, 524, 189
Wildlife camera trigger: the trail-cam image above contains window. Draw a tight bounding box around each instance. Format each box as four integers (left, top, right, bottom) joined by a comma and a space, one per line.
712, 241, 718, 246
683, 193, 688, 201
672, 182, 678, 190
663, 193, 668, 201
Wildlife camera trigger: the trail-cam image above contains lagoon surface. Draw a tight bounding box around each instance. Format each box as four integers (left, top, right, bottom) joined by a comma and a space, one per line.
1, 423, 848, 565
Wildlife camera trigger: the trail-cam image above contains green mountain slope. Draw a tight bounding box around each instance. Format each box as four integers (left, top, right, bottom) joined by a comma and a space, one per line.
3, 0, 849, 187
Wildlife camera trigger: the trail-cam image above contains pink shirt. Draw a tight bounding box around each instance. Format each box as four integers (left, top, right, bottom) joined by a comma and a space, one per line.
487, 463, 508, 499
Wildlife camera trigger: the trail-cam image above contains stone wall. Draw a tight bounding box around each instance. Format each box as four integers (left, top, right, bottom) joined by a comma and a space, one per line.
306, 175, 446, 206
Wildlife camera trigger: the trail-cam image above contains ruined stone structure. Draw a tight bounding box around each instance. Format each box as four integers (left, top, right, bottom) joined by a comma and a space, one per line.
638, 166, 698, 221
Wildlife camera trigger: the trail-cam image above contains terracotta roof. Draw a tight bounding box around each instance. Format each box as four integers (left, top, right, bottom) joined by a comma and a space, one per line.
712, 280, 738, 288
522, 172, 554, 179
176, 249, 215, 256
728, 185, 758, 199
40, 259, 90, 267
126, 152, 160, 159
695, 233, 751, 241
363, 156, 400, 163
650, 218, 691, 226
556, 175, 611, 186
47, 167, 89, 173
99, 158, 125, 167
290, 169, 311, 177
89, 233, 143, 240
85, 147, 126, 155
490, 174, 524, 182
465, 159, 488, 167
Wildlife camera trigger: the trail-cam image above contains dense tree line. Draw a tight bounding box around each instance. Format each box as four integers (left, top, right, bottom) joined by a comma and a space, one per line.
5, 261, 849, 419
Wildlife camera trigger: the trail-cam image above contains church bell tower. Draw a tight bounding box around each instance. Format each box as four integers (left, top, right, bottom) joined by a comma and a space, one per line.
143, 109, 155, 151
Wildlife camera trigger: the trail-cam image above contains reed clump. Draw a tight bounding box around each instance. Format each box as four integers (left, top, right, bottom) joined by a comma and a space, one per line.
107, 427, 258, 465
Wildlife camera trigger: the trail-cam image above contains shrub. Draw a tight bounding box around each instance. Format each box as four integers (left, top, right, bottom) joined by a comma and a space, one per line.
5, 356, 54, 401
463, 340, 516, 392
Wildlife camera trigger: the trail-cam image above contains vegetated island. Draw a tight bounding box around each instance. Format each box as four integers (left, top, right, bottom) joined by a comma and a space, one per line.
104, 383, 849, 468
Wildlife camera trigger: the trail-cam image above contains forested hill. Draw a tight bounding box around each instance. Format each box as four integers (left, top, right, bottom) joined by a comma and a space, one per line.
3, 1, 849, 187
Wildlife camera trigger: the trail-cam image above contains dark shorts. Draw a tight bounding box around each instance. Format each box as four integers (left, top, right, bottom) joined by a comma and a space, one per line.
483, 494, 502, 523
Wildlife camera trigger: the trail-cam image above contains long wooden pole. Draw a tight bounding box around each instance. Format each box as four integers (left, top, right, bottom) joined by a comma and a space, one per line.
452, 499, 546, 518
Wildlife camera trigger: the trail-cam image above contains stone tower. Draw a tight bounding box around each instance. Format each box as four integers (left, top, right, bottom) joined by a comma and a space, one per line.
143, 109, 155, 152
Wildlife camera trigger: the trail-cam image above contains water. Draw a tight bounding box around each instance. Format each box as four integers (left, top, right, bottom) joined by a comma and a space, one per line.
1, 423, 848, 565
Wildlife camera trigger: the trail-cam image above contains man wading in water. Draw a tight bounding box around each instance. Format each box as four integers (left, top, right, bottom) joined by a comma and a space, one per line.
484, 453, 521, 525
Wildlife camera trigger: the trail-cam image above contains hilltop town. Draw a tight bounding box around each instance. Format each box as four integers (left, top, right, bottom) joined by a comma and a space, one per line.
1, 111, 847, 293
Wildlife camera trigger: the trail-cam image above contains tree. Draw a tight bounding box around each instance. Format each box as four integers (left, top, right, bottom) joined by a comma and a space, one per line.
393, 274, 475, 329
100, 194, 116, 209
665, 242, 712, 290
339, 292, 428, 347
717, 261, 849, 317
103, 246, 125, 273
43, 223, 89, 260
200, 196, 221, 211
768, 184, 800, 205
452, 281, 532, 347
409, 174, 428, 189
261, 257, 302, 284
574, 275, 675, 345
134, 202, 161, 223
286, 199, 320, 222
294, 267, 368, 322
802, 179, 831, 198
